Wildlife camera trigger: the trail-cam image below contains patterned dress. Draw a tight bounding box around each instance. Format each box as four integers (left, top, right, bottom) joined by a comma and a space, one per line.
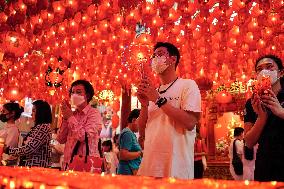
8, 123, 52, 167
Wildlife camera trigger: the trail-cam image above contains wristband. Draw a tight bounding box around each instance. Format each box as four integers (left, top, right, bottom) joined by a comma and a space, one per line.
4, 146, 10, 155
155, 97, 167, 108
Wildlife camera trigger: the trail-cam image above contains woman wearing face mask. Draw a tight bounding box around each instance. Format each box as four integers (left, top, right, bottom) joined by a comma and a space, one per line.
244, 55, 284, 181
4, 100, 52, 167
57, 80, 103, 170
0, 102, 24, 166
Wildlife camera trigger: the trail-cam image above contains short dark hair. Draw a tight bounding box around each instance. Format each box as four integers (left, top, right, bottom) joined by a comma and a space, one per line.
154, 42, 180, 68
32, 100, 52, 126
255, 54, 283, 71
127, 109, 140, 123
113, 134, 119, 145
69, 80, 94, 103
102, 140, 113, 151
3, 102, 24, 121
196, 126, 200, 135
234, 127, 244, 137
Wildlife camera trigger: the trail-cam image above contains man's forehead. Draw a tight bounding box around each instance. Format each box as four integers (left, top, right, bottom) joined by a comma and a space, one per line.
256, 58, 276, 68
154, 47, 168, 53
72, 85, 85, 90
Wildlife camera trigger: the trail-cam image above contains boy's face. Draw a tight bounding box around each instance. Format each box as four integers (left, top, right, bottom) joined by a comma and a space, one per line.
102, 145, 110, 153
131, 118, 139, 132
256, 58, 279, 74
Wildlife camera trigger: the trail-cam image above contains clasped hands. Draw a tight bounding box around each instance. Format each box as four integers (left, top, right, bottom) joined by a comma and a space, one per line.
252, 89, 284, 119
137, 77, 159, 106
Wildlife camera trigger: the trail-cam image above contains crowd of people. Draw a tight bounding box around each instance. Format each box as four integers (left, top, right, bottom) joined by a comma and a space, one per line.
0, 42, 283, 181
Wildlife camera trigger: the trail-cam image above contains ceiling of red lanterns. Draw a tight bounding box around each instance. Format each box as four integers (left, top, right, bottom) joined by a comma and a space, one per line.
0, 0, 283, 104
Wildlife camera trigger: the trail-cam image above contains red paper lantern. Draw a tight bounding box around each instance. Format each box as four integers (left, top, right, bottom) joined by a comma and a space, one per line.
151, 14, 163, 28
111, 14, 123, 29
135, 33, 153, 45
159, 0, 175, 9
267, 12, 280, 27
112, 100, 120, 112
167, 8, 180, 22
53, 1, 65, 14
112, 114, 119, 129
142, 2, 156, 18
216, 91, 232, 104
3, 86, 24, 101
0, 32, 29, 57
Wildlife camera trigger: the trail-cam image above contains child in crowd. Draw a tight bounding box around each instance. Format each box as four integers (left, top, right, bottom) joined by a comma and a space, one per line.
102, 140, 118, 174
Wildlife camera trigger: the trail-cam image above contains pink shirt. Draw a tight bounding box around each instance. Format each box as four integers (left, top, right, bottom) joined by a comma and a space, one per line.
0, 123, 19, 160
57, 105, 102, 169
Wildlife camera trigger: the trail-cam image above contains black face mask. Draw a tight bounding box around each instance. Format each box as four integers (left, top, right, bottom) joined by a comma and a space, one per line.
0, 114, 9, 122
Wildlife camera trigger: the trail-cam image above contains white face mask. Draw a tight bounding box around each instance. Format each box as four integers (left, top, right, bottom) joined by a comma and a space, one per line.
70, 94, 85, 108
151, 56, 170, 74
257, 69, 278, 85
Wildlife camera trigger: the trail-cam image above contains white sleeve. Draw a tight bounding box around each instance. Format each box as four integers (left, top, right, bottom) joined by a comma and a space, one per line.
236, 140, 244, 155
180, 80, 202, 112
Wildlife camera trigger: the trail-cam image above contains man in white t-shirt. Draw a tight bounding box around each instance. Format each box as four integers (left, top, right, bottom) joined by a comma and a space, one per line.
136, 42, 201, 179
229, 127, 244, 180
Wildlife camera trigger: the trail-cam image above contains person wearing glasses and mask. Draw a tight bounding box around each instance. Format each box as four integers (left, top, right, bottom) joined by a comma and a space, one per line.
57, 80, 103, 170
0, 102, 24, 166
244, 55, 284, 181
136, 42, 201, 179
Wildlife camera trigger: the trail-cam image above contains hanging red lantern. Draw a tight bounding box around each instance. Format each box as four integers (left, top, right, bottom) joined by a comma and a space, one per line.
111, 14, 123, 29
112, 113, 119, 129
159, 0, 175, 10
248, 18, 259, 31
245, 32, 254, 44
151, 14, 163, 28
262, 27, 273, 39
135, 33, 153, 45
142, 2, 156, 18
0, 32, 29, 57
112, 100, 120, 112
167, 8, 180, 22
53, 1, 65, 15
156, 31, 168, 41
216, 91, 232, 104
126, 9, 141, 28
257, 38, 266, 49
3, 86, 24, 101
170, 25, 182, 35
0, 12, 8, 23
267, 12, 280, 27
